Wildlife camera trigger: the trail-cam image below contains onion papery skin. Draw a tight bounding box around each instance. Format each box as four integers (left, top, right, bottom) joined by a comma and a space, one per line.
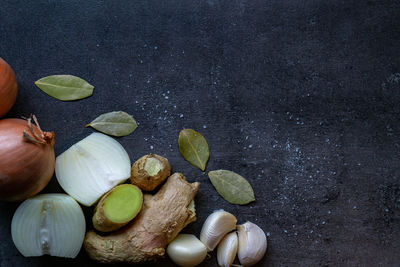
0, 118, 55, 201
0, 58, 18, 117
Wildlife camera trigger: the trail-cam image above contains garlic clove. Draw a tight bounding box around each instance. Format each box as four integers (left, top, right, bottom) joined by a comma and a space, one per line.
200, 210, 237, 251
237, 221, 267, 266
167, 234, 207, 267
217, 232, 238, 267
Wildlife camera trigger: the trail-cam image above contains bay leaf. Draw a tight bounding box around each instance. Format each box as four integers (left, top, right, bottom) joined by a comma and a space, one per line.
178, 129, 209, 171
86, 111, 138, 137
208, 170, 255, 205
35, 75, 94, 101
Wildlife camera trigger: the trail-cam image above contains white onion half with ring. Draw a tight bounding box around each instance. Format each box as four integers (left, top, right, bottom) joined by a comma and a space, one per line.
11, 193, 86, 258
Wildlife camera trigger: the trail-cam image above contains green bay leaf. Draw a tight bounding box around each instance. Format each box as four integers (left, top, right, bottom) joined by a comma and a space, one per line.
34, 75, 94, 101
178, 129, 209, 171
208, 170, 255, 205
86, 111, 138, 137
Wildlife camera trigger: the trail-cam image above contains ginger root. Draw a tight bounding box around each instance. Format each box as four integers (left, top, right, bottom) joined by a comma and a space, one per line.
130, 154, 171, 191
84, 173, 200, 264
92, 184, 143, 232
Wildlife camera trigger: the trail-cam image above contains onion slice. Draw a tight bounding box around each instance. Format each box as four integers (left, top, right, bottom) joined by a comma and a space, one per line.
11, 194, 85, 258
55, 133, 131, 206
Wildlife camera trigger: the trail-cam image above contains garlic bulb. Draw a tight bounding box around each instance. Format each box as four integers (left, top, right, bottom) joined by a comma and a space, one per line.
217, 232, 238, 267
11, 194, 86, 258
55, 133, 131, 206
237, 221, 267, 266
167, 234, 207, 267
200, 210, 237, 251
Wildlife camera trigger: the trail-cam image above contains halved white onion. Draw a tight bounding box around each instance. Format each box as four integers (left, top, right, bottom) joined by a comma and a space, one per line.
11, 194, 85, 258
55, 133, 131, 206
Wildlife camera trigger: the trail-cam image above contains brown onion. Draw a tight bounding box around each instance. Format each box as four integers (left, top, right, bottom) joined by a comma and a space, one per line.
0, 116, 55, 201
0, 58, 18, 117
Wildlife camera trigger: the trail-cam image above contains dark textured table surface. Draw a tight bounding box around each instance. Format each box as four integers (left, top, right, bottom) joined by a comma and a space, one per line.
1, 0, 400, 266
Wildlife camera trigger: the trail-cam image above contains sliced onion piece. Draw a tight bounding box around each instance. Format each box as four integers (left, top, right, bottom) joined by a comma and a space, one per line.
11, 193, 85, 258
55, 133, 131, 206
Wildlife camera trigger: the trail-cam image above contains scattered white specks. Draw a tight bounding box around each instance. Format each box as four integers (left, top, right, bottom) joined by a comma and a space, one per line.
283, 229, 288, 233
385, 208, 389, 212
173, 105, 177, 109
248, 144, 253, 148
310, 230, 314, 234
203, 125, 207, 129
328, 210, 331, 214
165, 96, 169, 99
154, 46, 158, 50
353, 206, 357, 209
245, 136, 249, 140
387, 73, 400, 84
266, 232, 271, 237
135, 100, 138, 104
146, 80, 150, 84
150, 145, 154, 150
179, 114, 184, 118
322, 221, 326, 225
144, 138, 148, 141
164, 110, 168, 113
96, 44, 99, 47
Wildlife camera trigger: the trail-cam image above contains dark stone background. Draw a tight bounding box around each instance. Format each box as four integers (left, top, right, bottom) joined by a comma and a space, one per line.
1, 0, 399, 266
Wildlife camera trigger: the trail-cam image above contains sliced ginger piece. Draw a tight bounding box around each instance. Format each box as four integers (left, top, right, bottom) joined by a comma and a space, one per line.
93, 184, 143, 232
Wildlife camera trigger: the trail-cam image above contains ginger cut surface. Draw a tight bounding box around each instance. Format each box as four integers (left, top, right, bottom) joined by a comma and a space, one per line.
92, 184, 143, 232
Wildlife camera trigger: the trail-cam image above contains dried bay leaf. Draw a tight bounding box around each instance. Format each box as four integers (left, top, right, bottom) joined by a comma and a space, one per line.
178, 129, 209, 171
208, 170, 255, 205
35, 75, 94, 101
86, 111, 138, 137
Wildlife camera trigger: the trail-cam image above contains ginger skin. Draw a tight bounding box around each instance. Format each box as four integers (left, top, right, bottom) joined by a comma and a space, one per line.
130, 154, 171, 191
84, 173, 200, 264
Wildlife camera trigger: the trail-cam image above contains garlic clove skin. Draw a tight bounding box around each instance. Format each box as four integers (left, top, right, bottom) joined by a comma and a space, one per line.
217, 232, 238, 267
237, 221, 267, 266
167, 234, 207, 267
200, 210, 237, 251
